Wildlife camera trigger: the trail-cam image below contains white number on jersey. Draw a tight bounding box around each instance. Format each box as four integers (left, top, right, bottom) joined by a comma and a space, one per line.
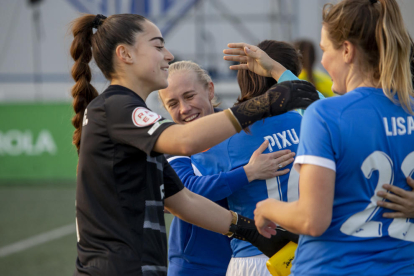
266, 168, 299, 202
340, 151, 414, 242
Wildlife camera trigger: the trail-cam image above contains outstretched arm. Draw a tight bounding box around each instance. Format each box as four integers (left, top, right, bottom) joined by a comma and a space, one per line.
223, 42, 325, 101
223, 42, 288, 81
169, 140, 295, 202
153, 73, 319, 156
165, 187, 295, 257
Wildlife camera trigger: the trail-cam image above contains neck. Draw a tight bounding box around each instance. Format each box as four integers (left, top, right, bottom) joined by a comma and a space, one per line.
346, 67, 378, 92
111, 76, 152, 101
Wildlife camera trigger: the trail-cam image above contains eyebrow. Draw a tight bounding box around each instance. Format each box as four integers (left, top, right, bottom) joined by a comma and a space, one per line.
149, 36, 165, 44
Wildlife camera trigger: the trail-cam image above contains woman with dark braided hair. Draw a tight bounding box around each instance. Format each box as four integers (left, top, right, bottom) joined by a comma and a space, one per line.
69, 14, 319, 275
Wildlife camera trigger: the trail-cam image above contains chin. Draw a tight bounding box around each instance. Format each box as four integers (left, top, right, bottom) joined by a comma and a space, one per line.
332, 84, 346, 95
158, 82, 169, 90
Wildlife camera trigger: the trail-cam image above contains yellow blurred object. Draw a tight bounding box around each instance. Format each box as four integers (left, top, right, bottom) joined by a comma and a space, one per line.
298, 70, 335, 98
266, 241, 297, 276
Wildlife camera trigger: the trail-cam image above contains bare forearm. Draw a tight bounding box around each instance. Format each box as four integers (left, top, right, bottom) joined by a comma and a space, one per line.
260, 199, 309, 234
165, 188, 232, 234
270, 63, 287, 82
256, 165, 335, 237
154, 111, 237, 156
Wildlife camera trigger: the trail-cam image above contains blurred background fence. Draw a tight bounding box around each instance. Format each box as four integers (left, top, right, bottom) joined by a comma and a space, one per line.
0, 0, 413, 275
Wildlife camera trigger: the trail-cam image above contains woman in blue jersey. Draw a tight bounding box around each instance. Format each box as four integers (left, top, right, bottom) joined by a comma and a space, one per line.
241, 0, 414, 275
158, 60, 296, 276
206, 40, 317, 276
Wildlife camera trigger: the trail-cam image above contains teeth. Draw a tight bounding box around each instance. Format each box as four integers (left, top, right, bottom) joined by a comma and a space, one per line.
184, 114, 198, 122
162, 68, 168, 71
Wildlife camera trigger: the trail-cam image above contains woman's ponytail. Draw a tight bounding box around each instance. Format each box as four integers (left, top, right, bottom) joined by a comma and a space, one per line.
69, 15, 99, 151
376, 0, 413, 114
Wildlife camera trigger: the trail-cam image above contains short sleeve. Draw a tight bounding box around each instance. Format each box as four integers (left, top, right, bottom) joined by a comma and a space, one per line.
293, 101, 339, 172
162, 158, 185, 199
105, 96, 175, 156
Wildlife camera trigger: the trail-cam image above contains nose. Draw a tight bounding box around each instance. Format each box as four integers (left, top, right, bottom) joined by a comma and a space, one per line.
179, 100, 191, 115
165, 48, 174, 63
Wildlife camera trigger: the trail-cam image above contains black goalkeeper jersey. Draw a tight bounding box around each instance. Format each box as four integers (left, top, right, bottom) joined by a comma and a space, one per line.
74, 85, 184, 276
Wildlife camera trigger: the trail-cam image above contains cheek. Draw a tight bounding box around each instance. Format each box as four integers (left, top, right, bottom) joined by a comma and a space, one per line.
321, 54, 329, 72
169, 109, 180, 123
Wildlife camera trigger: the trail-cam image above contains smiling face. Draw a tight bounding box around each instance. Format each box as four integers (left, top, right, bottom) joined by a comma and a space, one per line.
159, 71, 215, 124
126, 20, 174, 92
320, 26, 349, 95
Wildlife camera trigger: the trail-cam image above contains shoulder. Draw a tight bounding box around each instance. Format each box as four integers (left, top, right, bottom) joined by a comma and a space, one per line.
103, 86, 145, 107
307, 91, 364, 118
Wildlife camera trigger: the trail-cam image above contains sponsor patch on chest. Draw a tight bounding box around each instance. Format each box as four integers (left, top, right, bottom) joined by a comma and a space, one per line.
132, 107, 161, 127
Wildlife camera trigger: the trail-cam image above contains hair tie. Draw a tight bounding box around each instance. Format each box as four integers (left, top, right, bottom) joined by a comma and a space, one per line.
92, 14, 107, 29
369, 0, 378, 4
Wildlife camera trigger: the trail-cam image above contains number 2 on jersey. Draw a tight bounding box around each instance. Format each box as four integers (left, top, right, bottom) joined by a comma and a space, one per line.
340, 151, 414, 242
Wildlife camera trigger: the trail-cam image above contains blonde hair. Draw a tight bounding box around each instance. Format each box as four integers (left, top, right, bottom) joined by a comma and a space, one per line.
323, 0, 413, 114
158, 60, 220, 108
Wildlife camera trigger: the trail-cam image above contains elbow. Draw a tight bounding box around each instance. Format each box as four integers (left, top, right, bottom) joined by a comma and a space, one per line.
303, 216, 331, 237
176, 144, 197, 156
174, 137, 202, 156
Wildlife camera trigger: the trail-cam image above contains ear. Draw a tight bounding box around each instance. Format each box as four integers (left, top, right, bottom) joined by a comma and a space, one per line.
342, 41, 356, 64
207, 82, 215, 101
115, 44, 133, 64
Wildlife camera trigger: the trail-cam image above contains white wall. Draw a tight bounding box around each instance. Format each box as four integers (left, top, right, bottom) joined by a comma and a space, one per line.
0, 0, 413, 114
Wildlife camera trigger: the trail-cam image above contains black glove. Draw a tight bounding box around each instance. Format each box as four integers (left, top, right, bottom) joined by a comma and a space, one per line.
228, 80, 319, 130
226, 212, 298, 258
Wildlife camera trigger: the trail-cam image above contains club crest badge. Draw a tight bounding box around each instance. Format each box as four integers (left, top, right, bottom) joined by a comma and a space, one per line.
132, 107, 161, 127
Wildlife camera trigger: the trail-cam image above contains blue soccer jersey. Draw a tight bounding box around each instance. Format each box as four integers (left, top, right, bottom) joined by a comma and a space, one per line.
192, 111, 303, 257
293, 87, 414, 275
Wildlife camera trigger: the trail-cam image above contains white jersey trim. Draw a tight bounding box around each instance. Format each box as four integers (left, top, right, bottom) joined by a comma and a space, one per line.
167, 156, 190, 163
294, 155, 336, 172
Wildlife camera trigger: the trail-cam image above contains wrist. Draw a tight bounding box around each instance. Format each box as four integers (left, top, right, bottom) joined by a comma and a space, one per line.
243, 164, 255, 182
223, 210, 238, 236
270, 62, 287, 82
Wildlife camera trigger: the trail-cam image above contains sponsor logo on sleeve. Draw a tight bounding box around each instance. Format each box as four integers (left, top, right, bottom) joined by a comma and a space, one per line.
132, 107, 161, 127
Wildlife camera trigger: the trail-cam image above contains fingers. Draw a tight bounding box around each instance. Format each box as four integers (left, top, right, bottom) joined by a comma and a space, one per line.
377, 190, 405, 205
229, 64, 249, 71
255, 221, 275, 238
267, 221, 278, 229
274, 152, 296, 168
223, 49, 246, 56
243, 46, 260, 59
381, 184, 410, 198
223, 55, 248, 63
377, 200, 404, 212
268, 149, 291, 159
263, 227, 277, 237
253, 140, 270, 156
382, 212, 407, 219
274, 168, 290, 177
406, 177, 414, 189
259, 221, 277, 238
227, 42, 258, 51
258, 229, 271, 238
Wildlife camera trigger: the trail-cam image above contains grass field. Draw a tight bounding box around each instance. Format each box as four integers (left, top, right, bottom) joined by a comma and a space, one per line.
0, 184, 174, 276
